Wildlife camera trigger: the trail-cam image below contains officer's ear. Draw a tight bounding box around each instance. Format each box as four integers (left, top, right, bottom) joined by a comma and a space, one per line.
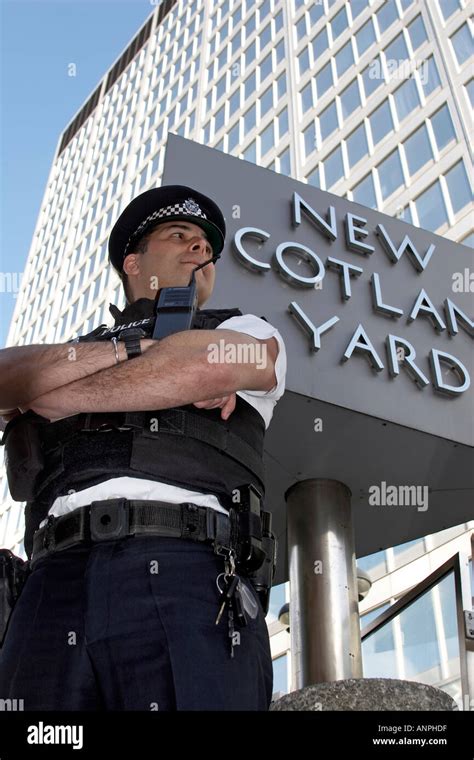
123, 252, 142, 278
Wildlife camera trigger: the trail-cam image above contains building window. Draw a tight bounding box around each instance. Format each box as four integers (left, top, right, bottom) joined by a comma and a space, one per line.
272, 653, 289, 697
229, 87, 240, 115
352, 172, 377, 209
429, 104, 456, 151
202, 121, 211, 144
260, 51, 273, 82
231, 29, 242, 56
437, 0, 461, 21
227, 121, 240, 152
422, 56, 442, 97
444, 161, 472, 214
259, 0, 271, 22
377, 149, 405, 201
351, 0, 370, 20
275, 39, 285, 65
243, 140, 256, 163
407, 15, 428, 51
245, 14, 256, 39
303, 120, 317, 159
232, 4, 242, 28
399, 587, 441, 680
331, 6, 348, 41
259, 23, 271, 54
300, 81, 314, 115
298, 46, 310, 79
384, 32, 410, 66
260, 86, 273, 118
415, 180, 448, 232
335, 41, 355, 78
346, 122, 369, 168
277, 107, 289, 139
361, 605, 397, 678
393, 78, 420, 122
355, 18, 376, 57
245, 70, 257, 100
397, 204, 413, 224
404, 124, 433, 175
307, 165, 321, 188
376, 1, 399, 35
278, 147, 291, 177
214, 103, 226, 133
450, 23, 473, 67
369, 99, 393, 144
340, 78, 361, 119
260, 120, 275, 157
296, 15, 307, 44
274, 8, 284, 33
324, 145, 344, 188
319, 100, 339, 141
276, 71, 287, 99
309, 3, 324, 29
216, 72, 227, 102
244, 103, 257, 135
362, 57, 384, 98
311, 27, 329, 58
316, 61, 333, 97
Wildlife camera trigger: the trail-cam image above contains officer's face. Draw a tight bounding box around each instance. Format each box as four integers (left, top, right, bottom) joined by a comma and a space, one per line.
123, 221, 216, 306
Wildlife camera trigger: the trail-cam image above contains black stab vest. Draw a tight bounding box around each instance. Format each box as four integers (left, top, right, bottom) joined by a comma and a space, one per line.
2, 299, 267, 558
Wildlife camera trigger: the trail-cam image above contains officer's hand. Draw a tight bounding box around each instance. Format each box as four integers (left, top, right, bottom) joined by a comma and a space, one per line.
193, 392, 237, 420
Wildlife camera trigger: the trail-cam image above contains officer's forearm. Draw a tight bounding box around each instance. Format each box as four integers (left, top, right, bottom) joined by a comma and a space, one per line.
23, 335, 232, 418
0, 341, 128, 411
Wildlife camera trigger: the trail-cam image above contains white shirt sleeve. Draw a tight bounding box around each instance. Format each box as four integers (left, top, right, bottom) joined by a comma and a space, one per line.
215, 313, 287, 429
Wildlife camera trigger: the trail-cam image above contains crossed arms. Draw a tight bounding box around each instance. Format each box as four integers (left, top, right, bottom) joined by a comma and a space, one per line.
0, 330, 278, 423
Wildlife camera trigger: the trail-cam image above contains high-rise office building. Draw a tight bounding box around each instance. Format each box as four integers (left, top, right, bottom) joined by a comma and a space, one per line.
1, 0, 472, 705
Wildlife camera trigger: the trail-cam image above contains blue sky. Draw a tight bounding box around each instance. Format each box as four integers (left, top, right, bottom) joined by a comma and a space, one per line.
0, 0, 154, 347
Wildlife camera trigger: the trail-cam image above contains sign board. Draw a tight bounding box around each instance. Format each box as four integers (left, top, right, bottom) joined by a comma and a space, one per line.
163, 134, 473, 585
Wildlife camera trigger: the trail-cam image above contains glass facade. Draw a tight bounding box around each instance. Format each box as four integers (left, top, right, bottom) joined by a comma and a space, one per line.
362, 571, 463, 704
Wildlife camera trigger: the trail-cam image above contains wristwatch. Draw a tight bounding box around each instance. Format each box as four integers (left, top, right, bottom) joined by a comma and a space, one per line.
118, 327, 146, 360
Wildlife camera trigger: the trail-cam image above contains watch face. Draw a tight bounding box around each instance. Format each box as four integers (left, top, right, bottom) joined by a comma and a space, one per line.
119, 328, 146, 340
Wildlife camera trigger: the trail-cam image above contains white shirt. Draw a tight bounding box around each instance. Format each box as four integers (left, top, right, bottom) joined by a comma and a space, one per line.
42, 314, 287, 523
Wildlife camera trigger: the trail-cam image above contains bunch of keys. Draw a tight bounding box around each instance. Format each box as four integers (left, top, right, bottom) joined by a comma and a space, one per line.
215, 553, 248, 658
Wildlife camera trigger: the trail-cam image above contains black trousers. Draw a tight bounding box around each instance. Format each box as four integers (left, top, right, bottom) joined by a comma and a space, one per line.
0, 535, 273, 710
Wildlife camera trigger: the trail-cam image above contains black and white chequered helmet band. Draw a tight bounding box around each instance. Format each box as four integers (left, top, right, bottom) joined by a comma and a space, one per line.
108, 185, 226, 274
123, 198, 208, 257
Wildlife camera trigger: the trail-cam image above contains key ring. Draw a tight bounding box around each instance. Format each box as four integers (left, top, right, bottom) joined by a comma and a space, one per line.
216, 572, 227, 594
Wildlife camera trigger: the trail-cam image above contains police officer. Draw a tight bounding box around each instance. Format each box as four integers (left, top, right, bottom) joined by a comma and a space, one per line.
0, 185, 287, 711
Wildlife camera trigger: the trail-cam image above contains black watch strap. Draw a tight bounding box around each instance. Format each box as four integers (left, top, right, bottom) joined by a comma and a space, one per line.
119, 328, 145, 360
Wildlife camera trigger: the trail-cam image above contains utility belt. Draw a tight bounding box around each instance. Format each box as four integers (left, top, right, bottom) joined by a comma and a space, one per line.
0, 486, 277, 647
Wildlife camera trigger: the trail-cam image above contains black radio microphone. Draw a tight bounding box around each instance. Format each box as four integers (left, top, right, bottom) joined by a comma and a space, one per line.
152, 253, 221, 340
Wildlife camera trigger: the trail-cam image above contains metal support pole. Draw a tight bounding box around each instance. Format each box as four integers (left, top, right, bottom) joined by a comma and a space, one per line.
285, 478, 362, 690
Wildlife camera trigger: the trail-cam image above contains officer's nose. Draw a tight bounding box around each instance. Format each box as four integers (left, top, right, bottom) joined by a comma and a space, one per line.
189, 237, 210, 258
